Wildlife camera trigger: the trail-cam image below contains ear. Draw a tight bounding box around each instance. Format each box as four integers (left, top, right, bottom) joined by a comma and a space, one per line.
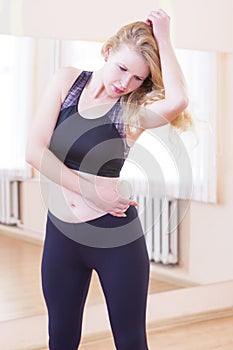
104, 45, 112, 61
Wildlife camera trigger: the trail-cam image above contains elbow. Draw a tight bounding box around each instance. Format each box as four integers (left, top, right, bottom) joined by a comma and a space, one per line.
174, 96, 189, 115
182, 95, 189, 110
166, 97, 189, 124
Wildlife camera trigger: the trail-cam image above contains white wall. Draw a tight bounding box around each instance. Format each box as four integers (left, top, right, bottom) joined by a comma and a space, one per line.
0, 0, 233, 52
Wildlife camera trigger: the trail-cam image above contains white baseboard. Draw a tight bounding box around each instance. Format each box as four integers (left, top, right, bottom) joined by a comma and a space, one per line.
0, 224, 44, 245
1, 280, 232, 350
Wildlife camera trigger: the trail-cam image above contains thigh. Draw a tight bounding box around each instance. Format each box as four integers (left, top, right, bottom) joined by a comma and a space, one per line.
97, 235, 150, 350
41, 216, 92, 350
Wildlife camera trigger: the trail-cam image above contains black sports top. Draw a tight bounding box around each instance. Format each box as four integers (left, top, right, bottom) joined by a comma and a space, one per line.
49, 71, 130, 178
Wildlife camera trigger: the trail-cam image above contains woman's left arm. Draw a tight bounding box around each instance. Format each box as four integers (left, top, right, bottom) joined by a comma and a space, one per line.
140, 9, 189, 129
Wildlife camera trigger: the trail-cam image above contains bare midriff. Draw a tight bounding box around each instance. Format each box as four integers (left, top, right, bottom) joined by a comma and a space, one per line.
47, 169, 130, 223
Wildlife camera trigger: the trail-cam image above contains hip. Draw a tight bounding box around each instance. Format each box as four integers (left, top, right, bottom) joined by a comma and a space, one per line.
46, 205, 144, 248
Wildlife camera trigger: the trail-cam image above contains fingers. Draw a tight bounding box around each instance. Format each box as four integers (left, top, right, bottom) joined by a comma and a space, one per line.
129, 200, 138, 207
146, 8, 171, 43
146, 8, 170, 25
109, 212, 127, 218
150, 9, 170, 17
145, 19, 152, 27
109, 200, 139, 218
115, 200, 138, 213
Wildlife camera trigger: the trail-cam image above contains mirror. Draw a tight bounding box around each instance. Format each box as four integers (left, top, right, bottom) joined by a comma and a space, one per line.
0, 34, 231, 329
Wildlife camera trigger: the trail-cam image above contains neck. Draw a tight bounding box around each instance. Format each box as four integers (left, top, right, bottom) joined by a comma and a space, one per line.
86, 69, 114, 102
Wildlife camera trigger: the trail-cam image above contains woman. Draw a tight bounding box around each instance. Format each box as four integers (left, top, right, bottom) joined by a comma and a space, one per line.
26, 9, 190, 350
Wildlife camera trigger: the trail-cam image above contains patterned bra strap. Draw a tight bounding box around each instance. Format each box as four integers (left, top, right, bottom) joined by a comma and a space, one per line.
61, 71, 92, 111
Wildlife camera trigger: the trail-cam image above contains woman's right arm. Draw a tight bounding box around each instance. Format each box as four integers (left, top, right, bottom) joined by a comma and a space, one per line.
26, 66, 85, 194
26, 67, 136, 216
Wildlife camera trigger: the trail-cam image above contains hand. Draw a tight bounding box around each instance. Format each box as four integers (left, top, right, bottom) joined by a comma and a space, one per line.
79, 176, 138, 217
146, 9, 171, 45
95, 184, 138, 217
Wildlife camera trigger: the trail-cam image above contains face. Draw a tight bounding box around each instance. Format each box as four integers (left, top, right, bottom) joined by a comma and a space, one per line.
103, 44, 150, 98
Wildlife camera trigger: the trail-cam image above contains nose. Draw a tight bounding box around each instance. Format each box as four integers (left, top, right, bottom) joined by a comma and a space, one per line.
121, 73, 131, 89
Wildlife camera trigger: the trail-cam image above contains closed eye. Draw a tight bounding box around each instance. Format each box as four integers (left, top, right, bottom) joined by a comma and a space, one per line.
119, 65, 127, 71
135, 76, 144, 82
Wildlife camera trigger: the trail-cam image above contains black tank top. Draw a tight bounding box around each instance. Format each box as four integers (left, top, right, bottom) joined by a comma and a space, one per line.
49, 71, 130, 178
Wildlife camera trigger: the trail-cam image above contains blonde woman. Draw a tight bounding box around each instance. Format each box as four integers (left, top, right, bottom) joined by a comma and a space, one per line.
26, 9, 190, 350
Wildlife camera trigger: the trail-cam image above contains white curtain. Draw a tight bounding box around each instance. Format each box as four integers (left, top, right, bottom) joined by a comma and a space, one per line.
0, 34, 35, 179
176, 49, 218, 203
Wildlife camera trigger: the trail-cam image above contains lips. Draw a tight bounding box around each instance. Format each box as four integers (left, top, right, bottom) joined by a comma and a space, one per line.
113, 85, 124, 94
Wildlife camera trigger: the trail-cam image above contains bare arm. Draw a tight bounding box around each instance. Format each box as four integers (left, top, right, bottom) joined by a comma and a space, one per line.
140, 9, 189, 129
26, 66, 86, 194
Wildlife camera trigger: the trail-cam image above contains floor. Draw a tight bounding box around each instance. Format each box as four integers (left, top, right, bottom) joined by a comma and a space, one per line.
1, 233, 233, 350
37, 316, 233, 350
0, 234, 184, 322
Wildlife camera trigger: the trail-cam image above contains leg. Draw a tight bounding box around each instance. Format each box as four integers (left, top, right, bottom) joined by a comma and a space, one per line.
41, 217, 92, 350
97, 235, 150, 350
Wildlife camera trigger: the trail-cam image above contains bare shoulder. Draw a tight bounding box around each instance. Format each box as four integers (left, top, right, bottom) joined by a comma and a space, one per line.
53, 66, 81, 102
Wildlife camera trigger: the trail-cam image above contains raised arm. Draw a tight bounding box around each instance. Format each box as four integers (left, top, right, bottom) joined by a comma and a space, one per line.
141, 9, 189, 129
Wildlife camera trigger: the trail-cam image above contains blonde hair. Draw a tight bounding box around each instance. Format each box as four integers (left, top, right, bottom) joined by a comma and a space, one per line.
101, 21, 193, 134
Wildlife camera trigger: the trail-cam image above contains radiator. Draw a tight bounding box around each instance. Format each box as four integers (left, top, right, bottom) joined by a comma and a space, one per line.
135, 194, 178, 265
0, 178, 19, 225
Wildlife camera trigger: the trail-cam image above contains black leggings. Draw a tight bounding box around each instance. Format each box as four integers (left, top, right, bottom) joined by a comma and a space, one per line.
41, 206, 150, 350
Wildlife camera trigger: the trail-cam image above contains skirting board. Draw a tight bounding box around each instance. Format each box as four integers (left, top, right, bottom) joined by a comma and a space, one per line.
80, 308, 233, 347
0, 224, 44, 246
0, 280, 232, 350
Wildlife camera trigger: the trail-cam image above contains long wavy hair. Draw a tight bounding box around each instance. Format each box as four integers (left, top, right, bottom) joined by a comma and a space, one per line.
101, 21, 193, 134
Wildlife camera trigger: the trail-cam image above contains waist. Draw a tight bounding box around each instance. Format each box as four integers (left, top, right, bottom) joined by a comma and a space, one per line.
64, 159, 124, 178
47, 170, 132, 223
